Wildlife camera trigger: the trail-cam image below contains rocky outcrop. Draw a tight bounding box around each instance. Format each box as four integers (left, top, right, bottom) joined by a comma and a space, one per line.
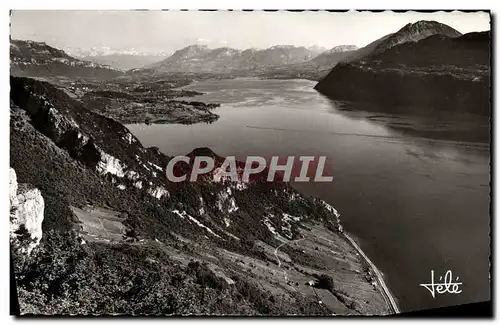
10, 168, 45, 254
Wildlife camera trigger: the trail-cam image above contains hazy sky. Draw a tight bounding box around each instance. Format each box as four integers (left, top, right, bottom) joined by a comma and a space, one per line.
10, 10, 490, 54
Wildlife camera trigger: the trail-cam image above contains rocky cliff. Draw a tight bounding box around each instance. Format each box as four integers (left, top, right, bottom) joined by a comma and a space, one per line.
10, 40, 124, 79
10, 168, 45, 254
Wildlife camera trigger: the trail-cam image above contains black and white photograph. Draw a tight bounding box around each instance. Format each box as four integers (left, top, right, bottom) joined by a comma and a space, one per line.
8, 8, 491, 317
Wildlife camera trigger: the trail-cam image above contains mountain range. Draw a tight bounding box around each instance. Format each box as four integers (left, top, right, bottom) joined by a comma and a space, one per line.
74, 45, 330, 71
10, 19, 490, 87
10, 20, 491, 116
10, 40, 355, 77
64, 47, 172, 71
10, 40, 123, 79
143, 44, 332, 73
79, 54, 169, 71
308, 45, 359, 66
65, 46, 173, 58
9, 18, 491, 315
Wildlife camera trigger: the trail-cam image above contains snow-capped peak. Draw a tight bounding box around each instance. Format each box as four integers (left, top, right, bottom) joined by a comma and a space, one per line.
65, 46, 173, 58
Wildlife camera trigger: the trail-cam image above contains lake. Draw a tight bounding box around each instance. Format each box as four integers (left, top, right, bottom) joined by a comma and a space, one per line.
127, 77, 490, 312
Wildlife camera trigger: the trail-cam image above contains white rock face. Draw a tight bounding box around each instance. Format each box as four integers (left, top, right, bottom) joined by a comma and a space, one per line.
223, 216, 231, 228
235, 182, 248, 191
10, 168, 45, 253
147, 161, 163, 171
172, 209, 219, 238
263, 216, 277, 235
321, 200, 343, 233
9, 168, 18, 207
213, 167, 233, 183
227, 197, 239, 213
123, 133, 136, 144
15, 187, 45, 240
172, 209, 187, 219
186, 215, 220, 238
96, 150, 126, 177
198, 197, 205, 215
77, 132, 89, 144
126, 170, 140, 181
148, 186, 169, 200
216, 187, 239, 213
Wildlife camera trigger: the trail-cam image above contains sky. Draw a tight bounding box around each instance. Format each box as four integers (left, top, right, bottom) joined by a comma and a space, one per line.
10, 10, 491, 54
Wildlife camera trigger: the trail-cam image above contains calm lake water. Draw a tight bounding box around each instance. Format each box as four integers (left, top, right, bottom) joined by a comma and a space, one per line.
127, 78, 491, 312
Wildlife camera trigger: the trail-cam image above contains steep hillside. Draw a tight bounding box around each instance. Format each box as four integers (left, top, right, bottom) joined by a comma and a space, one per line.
315, 24, 490, 116
10, 40, 123, 79
341, 34, 393, 63
367, 31, 489, 69
146, 44, 218, 72
331, 21, 462, 65
370, 20, 462, 55
10, 76, 393, 315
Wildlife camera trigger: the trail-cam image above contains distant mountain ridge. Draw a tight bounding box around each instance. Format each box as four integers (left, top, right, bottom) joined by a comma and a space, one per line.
315, 20, 490, 116
11, 41, 358, 77
80, 54, 169, 71
10, 39, 124, 79
326, 45, 359, 53
143, 44, 341, 73
371, 20, 462, 55
309, 45, 358, 67
250, 21, 465, 81
326, 21, 463, 65
65, 46, 173, 58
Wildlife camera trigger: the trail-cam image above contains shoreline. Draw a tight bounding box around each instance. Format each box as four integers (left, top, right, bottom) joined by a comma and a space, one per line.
323, 199, 400, 314
341, 230, 401, 314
